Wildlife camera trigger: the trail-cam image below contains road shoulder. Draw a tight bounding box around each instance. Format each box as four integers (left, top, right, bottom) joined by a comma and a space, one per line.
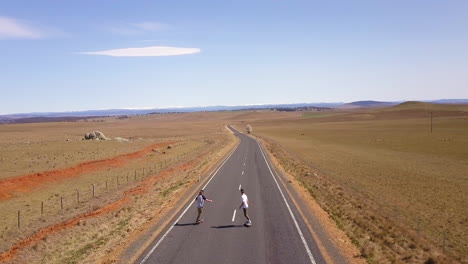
255, 136, 366, 264
114, 131, 240, 263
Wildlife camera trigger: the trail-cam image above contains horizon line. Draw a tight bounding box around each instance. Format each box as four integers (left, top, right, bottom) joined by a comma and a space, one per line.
1, 98, 468, 116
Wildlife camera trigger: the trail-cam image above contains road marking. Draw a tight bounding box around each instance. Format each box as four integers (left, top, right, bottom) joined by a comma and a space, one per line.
242, 171, 244, 175
232, 210, 236, 222
139, 144, 239, 264
243, 162, 245, 166
257, 140, 317, 264
239, 184, 241, 190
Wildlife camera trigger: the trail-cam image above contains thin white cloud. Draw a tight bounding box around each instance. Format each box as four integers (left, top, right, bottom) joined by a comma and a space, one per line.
0, 16, 43, 39
136, 39, 164, 43
80, 46, 201, 57
106, 21, 170, 35
133, 22, 168, 31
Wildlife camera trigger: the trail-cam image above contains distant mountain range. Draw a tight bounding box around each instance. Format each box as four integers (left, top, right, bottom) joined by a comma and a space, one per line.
337, 100, 397, 109
338, 99, 468, 109
0, 103, 342, 123
1, 99, 467, 124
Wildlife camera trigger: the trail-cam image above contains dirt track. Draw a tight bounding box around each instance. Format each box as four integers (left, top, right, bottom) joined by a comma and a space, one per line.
0, 141, 174, 200
0, 143, 198, 263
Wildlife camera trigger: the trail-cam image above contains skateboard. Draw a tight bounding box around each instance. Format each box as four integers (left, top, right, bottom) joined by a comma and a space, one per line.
195, 219, 204, 224
244, 221, 252, 227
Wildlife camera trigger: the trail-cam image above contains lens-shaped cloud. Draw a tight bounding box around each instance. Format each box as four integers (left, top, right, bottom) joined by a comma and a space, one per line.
80, 46, 201, 57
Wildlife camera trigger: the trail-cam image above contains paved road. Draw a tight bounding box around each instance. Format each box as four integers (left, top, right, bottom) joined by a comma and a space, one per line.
137, 127, 327, 264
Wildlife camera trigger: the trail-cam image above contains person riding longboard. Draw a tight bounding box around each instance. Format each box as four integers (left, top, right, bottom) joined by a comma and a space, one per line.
195, 190, 212, 223
239, 188, 251, 226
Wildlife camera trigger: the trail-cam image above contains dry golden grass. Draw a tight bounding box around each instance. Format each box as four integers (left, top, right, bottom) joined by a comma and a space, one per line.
239, 105, 468, 263
2, 106, 466, 263
0, 112, 238, 263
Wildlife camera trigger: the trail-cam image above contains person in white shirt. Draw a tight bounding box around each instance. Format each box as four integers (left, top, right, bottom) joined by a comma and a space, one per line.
195, 190, 212, 223
239, 189, 251, 224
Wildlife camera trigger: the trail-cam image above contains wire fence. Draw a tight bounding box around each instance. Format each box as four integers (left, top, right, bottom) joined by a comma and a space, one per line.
0, 148, 202, 243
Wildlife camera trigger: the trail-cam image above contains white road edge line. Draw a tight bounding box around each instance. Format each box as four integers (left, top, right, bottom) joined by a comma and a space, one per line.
139, 144, 239, 264
257, 140, 317, 264
232, 210, 237, 222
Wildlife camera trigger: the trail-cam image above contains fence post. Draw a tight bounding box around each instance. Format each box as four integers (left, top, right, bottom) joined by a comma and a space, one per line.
17, 210, 20, 229
417, 217, 421, 233
41, 201, 44, 217
442, 231, 446, 252
76, 189, 80, 203
92, 184, 95, 197
431, 112, 433, 133
394, 207, 398, 223
61, 197, 63, 209
106, 180, 108, 190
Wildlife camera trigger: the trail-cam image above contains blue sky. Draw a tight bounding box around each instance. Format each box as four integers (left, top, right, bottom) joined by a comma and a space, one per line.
1, 0, 467, 114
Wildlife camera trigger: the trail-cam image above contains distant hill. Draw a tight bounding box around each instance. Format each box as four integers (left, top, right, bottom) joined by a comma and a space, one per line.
0, 116, 105, 124
1, 99, 467, 124
391, 101, 468, 111
0, 102, 343, 124
428, 99, 468, 104
338, 100, 398, 109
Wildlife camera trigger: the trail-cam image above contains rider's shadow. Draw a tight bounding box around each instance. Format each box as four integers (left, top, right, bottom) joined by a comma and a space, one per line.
174, 223, 245, 228
175, 222, 198, 226
210, 225, 244, 228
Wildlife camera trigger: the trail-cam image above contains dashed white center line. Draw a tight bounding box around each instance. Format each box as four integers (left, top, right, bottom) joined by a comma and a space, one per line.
243, 163, 245, 166
239, 184, 242, 190
242, 171, 244, 175
232, 210, 237, 222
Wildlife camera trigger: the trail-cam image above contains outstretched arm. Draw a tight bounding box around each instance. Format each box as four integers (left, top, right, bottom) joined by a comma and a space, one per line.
202, 195, 213, 202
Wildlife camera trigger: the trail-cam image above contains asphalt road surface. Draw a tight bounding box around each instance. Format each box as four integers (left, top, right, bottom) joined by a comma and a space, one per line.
137, 127, 327, 264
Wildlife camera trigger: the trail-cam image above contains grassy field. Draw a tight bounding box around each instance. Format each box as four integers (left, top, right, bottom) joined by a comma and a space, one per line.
1, 105, 466, 263
0, 112, 240, 263
244, 103, 468, 263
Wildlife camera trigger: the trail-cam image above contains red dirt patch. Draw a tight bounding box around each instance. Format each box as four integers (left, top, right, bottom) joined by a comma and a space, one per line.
0, 152, 195, 263
0, 141, 175, 200
0, 194, 128, 263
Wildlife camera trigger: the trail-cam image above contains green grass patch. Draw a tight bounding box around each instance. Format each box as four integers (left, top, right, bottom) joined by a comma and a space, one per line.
302, 112, 338, 118
161, 180, 186, 197
62, 217, 130, 263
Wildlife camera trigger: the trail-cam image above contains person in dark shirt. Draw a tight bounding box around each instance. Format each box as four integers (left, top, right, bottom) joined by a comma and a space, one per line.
195, 190, 212, 223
